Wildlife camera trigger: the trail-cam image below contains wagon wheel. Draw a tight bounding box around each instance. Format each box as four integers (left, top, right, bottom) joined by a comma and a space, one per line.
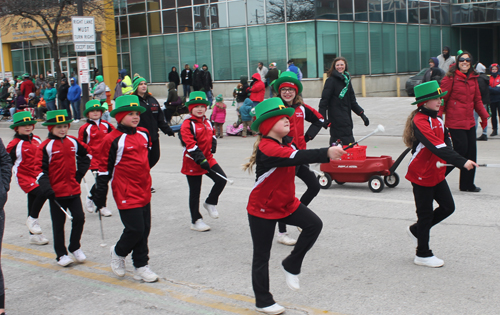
368, 175, 384, 193
384, 172, 400, 188
334, 180, 345, 185
318, 174, 332, 189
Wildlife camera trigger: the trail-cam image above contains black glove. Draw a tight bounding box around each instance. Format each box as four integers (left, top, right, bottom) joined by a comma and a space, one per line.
322, 119, 331, 129
75, 173, 83, 184
304, 134, 312, 143
360, 114, 369, 126
167, 129, 175, 137
200, 159, 211, 171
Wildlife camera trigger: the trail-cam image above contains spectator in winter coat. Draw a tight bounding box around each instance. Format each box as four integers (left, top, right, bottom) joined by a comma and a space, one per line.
249, 73, 265, 106
20, 74, 35, 99
439, 51, 489, 192
10, 90, 28, 118
201, 64, 213, 105
422, 57, 444, 84
437, 46, 456, 73
119, 69, 133, 95
164, 82, 182, 124
192, 64, 202, 91
488, 63, 500, 137
239, 98, 255, 137
0, 80, 9, 101
57, 78, 71, 118
180, 64, 192, 98
475, 63, 490, 141
43, 82, 57, 111
287, 60, 303, 80
35, 74, 47, 95
265, 63, 280, 98
67, 77, 82, 122
168, 66, 180, 89
256, 62, 268, 86
93, 75, 106, 103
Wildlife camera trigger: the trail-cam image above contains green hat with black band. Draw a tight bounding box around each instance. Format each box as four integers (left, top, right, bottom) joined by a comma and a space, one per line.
110, 95, 145, 117
185, 91, 211, 108
42, 109, 74, 126
251, 97, 295, 132
83, 100, 106, 116
10, 111, 36, 129
411, 81, 447, 105
272, 71, 303, 94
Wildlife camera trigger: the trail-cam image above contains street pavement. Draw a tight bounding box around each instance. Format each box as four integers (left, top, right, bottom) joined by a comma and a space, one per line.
1, 97, 499, 315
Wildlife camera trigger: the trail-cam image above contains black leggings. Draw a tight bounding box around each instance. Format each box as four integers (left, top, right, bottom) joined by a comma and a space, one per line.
410, 180, 455, 257
149, 139, 160, 169
278, 164, 320, 233
490, 101, 500, 131
447, 127, 477, 191
186, 164, 226, 223
0, 205, 5, 309
87, 170, 107, 207
248, 203, 323, 308
27, 186, 48, 235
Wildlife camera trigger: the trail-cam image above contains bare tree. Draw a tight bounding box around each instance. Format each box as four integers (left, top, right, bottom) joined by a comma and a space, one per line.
0, 0, 114, 86
267, 0, 315, 23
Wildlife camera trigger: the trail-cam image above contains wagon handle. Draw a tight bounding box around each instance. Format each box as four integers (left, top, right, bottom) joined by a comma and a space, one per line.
388, 147, 411, 175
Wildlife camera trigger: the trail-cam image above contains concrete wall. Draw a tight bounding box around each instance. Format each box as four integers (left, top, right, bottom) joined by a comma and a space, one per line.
147, 74, 414, 100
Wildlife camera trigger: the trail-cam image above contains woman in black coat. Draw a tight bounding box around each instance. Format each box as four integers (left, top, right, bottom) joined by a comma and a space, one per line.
168, 66, 180, 88
318, 57, 369, 145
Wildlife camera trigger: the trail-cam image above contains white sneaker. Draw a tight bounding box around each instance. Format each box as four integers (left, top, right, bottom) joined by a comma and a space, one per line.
85, 196, 95, 213
71, 249, 87, 263
151, 187, 156, 193
110, 245, 126, 277
29, 234, 49, 245
203, 202, 219, 219
256, 303, 285, 314
74, 119, 80, 123
133, 265, 159, 283
26, 216, 42, 234
281, 264, 300, 291
406, 226, 418, 247
57, 255, 74, 267
99, 207, 112, 217
190, 219, 211, 232
414, 255, 444, 268
277, 233, 297, 246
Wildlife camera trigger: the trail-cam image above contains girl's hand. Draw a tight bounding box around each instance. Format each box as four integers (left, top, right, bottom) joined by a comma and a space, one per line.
463, 160, 478, 170
327, 146, 346, 160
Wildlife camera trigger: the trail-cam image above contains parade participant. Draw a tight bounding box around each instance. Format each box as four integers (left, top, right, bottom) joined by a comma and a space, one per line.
180, 91, 227, 232
0, 137, 12, 315
272, 72, 324, 246
36, 110, 91, 267
93, 95, 159, 283
6, 112, 49, 245
78, 100, 115, 216
242, 98, 344, 315
404, 81, 477, 268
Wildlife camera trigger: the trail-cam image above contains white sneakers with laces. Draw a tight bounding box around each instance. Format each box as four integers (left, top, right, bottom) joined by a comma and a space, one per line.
110, 245, 126, 277
256, 303, 285, 314
276, 233, 297, 246
29, 234, 49, 245
414, 255, 444, 268
133, 265, 159, 283
191, 219, 211, 232
203, 202, 219, 219
99, 207, 112, 217
85, 196, 95, 213
57, 255, 74, 267
26, 216, 42, 234
71, 249, 86, 263
281, 264, 300, 291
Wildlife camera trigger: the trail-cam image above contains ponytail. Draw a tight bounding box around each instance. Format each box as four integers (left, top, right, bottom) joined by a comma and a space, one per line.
403, 109, 419, 148
242, 135, 262, 173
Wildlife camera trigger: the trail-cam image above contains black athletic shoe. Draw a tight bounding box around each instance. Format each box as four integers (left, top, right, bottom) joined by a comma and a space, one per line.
477, 134, 488, 141
151, 187, 156, 193
490, 130, 498, 136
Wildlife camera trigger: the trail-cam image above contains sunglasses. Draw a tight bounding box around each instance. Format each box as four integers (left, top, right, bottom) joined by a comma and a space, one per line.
458, 58, 471, 63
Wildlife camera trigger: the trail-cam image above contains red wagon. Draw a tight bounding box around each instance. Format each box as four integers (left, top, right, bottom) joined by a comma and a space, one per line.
317, 146, 410, 193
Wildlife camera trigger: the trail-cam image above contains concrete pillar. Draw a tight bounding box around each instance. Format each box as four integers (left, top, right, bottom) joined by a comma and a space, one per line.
0, 43, 12, 72
101, 0, 118, 101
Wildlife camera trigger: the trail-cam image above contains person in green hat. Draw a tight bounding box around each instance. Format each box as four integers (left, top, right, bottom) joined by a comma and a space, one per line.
242, 97, 344, 314
37, 109, 91, 267
93, 75, 106, 104
211, 94, 226, 138
6, 112, 50, 246
403, 80, 478, 268
92, 95, 159, 283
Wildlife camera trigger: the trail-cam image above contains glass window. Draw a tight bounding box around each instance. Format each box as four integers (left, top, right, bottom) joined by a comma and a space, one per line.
355, 0, 368, 21
193, 0, 206, 4
119, 16, 129, 38
397, 24, 408, 72
130, 37, 150, 79
382, 24, 395, 73
25, 62, 31, 75
164, 35, 179, 78
248, 25, 268, 75
30, 48, 36, 61
316, 21, 338, 74
419, 0, 429, 24
229, 1, 246, 26
11, 51, 24, 78
288, 22, 317, 78
24, 49, 30, 62
395, 0, 406, 23
163, 10, 177, 33
461, 28, 476, 59
441, 3, 450, 25
129, 14, 148, 37
179, 33, 196, 67
430, 26, 440, 58
122, 40, 130, 53
148, 12, 162, 35
383, 0, 395, 22
420, 25, 430, 69
339, 0, 353, 20
266, 0, 284, 23
44, 47, 51, 59
115, 17, 120, 37
408, 0, 418, 23
315, 0, 338, 20
195, 32, 212, 70
212, 29, 231, 80
115, 0, 127, 15
193, 5, 210, 30
370, 23, 383, 74
211, 3, 228, 28
369, 0, 381, 22
430, 1, 440, 24
59, 45, 68, 58
148, 0, 160, 10
353, 22, 368, 75
127, 0, 146, 13
339, 22, 354, 65
122, 54, 131, 73
179, 8, 193, 32
287, 0, 315, 21
68, 45, 76, 57
229, 28, 248, 80
45, 60, 52, 75
149, 36, 166, 83
267, 24, 286, 75
408, 25, 419, 71
177, 0, 191, 7
478, 28, 493, 67
96, 41, 102, 55
31, 61, 38, 75
247, 0, 265, 25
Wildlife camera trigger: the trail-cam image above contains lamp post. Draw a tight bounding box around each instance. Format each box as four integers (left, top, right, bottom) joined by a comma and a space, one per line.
77, 0, 89, 110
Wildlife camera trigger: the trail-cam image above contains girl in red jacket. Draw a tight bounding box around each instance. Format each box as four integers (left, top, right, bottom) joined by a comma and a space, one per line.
6, 112, 49, 246
180, 91, 227, 232
36, 109, 91, 267
404, 81, 477, 268
242, 98, 344, 315
93, 95, 159, 283
78, 100, 115, 217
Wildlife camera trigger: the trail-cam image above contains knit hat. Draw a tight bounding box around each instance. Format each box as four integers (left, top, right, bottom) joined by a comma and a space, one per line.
83, 100, 106, 116
411, 81, 447, 106
194, 64, 199, 69
272, 71, 303, 94
95, 75, 103, 83
29, 92, 35, 99
476, 63, 486, 74
42, 109, 74, 126
23, 73, 30, 78
110, 95, 145, 117
251, 97, 295, 132
489, 63, 499, 71
185, 91, 210, 112
269, 62, 277, 68
429, 57, 439, 67
133, 76, 147, 93
216, 94, 223, 102
10, 111, 36, 129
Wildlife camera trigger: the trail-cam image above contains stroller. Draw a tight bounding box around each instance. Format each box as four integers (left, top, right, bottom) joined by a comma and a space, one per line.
0, 100, 13, 121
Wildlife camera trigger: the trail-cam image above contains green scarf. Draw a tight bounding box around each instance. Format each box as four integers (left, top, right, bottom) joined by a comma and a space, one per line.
339, 72, 351, 99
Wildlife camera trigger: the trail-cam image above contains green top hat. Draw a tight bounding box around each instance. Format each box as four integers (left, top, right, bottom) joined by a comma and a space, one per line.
83, 100, 106, 116
110, 95, 145, 117
272, 71, 303, 94
10, 111, 36, 129
185, 91, 211, 107
251, 97, 295, 132
42, 109, 74, 126
411, 81, 448, 105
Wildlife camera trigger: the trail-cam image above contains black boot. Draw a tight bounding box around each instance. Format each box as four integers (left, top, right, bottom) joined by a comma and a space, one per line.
490, 129, 498, 136
477, 134, 488, 141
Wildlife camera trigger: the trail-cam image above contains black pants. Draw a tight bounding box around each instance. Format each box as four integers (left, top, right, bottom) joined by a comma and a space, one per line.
186, 164, 226, 223
447, 127, 477, 191
59, 99, 72, 119
49, 196, 85, 260
490, 101, 500, 131
410, 180, 455, 257
87, 169, 107, 207
248, 203, 323, 308
278, 164, 320, 233
27, 186, 48, 235
115, 203, 151, 268
149, 138, 160, 169
0, 202, 5, 309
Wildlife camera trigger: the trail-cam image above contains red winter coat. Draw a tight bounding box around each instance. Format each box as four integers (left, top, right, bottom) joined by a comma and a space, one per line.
20, 79, 35, 99
288, 102, 324, 150
180, 115, 217, 176
489, 74, 500, 88
439, 70, 489, 129
7, 134, 42, 193
97, 125, 152, 210
36, 135, 91, 198
249, 73, 265, 103
78, 119, 115, 170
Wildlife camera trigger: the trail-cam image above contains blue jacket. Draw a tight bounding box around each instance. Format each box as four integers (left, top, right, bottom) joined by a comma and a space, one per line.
239, 98, 254, 121
67, 78, 82, 102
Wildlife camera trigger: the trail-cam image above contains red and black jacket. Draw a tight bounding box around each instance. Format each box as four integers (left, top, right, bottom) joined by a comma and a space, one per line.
95, 125, 152, 210
406, 107, 467, 187
7, 134, 42, 193
247, 136, 330, 219
78, 119, 115, 170
180, 115, 217, 176
35, 134, 91, 198
288, 102, 324, 150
